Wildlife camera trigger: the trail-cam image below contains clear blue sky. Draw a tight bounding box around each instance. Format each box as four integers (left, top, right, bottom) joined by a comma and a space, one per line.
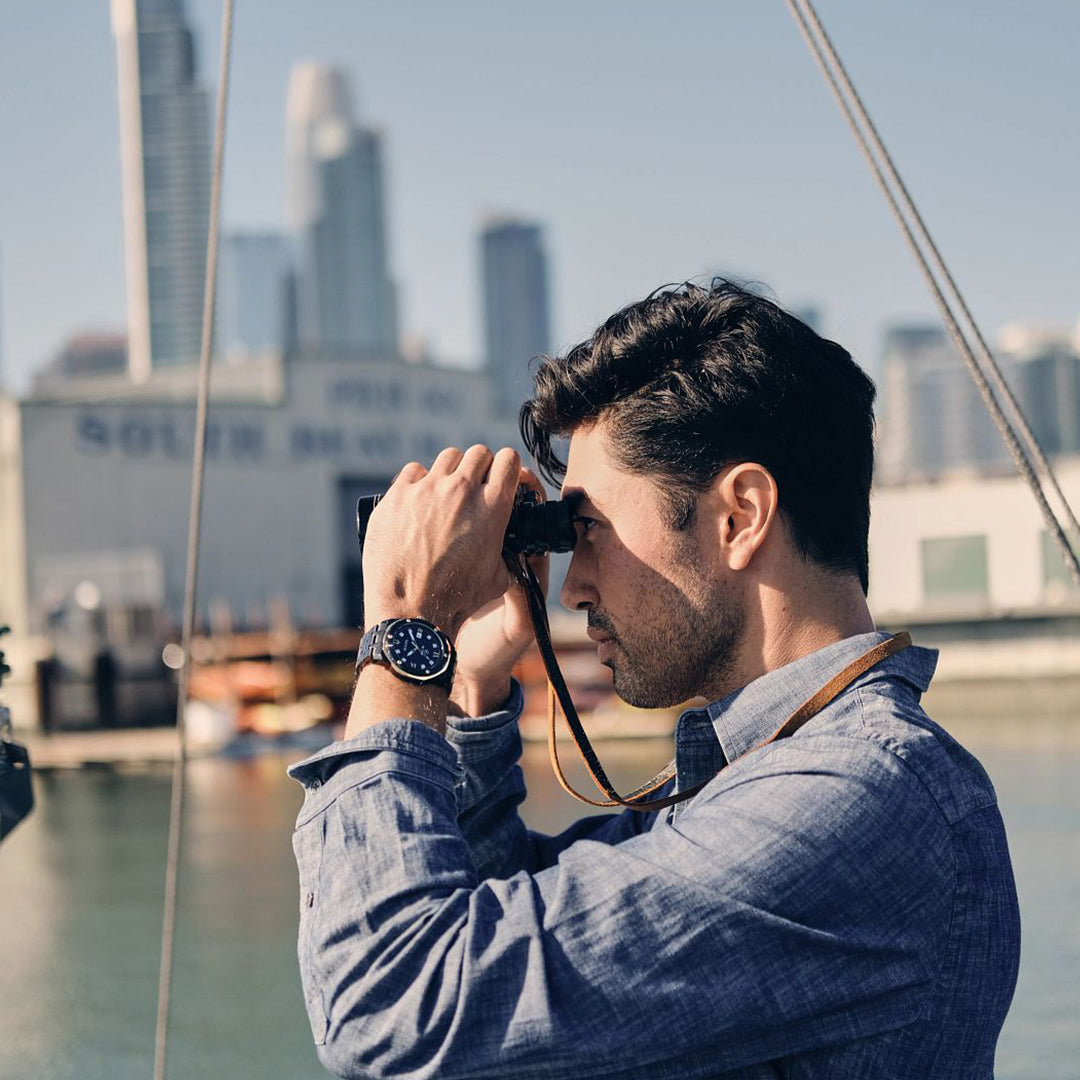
2, 1, 1078, 392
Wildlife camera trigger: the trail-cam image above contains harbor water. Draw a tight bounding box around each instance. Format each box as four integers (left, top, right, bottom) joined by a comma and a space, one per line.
1, 717, 1077, 1079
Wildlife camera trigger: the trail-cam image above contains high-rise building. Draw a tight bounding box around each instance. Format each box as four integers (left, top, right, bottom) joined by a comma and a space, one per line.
876, 325, 1013, 483
219, 233, 295, 360
480, 218, 551, 415
111, 0, 213, 382
285, 64, 397, 357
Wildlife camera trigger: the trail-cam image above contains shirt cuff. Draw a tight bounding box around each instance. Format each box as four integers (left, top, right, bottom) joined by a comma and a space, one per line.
287, 719, 460, 816
445, 677, 525, 732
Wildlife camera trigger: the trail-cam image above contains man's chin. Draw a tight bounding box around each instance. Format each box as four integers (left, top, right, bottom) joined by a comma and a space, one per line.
609, 663, 686, 711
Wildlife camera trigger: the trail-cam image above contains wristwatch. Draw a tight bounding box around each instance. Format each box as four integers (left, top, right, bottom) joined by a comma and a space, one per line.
355, 618, 456, 692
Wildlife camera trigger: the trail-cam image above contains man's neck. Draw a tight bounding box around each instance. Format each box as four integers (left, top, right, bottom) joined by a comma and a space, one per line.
705, 572, 876, 701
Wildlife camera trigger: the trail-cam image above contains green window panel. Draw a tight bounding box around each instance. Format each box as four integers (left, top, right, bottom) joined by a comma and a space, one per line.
1041, 530, 1080, 592
921, 535, 989, 604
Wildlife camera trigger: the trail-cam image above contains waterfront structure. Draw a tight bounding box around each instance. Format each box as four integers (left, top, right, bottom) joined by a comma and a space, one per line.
219, 233, 296, 360
111, 0, 213, 381
480, 218, 551, 416
285, 64, 397, 357
868, 459, 1080, 708
0, 352, 517, 726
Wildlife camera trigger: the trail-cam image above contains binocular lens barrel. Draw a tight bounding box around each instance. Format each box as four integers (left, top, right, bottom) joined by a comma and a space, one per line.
355, 488, 577, 558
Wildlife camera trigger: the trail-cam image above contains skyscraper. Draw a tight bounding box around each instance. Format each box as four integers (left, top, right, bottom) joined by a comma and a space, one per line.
112, 0, 213, 381
219, 233, 295, 360
480, 219, 551, 415
876, 325, 1013, 483
999, 324, 1080, 457
285, 64, 397, 357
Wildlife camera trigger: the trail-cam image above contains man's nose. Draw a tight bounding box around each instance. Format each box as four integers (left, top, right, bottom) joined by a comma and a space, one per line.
560, 549, 598, 612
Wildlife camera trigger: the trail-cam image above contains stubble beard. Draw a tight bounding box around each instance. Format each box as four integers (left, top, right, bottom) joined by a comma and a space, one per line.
589, 587, 745, 710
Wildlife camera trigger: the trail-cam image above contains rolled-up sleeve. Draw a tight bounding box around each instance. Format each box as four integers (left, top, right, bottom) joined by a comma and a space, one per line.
441, 680, 656, 878
289, 725, 951, 1080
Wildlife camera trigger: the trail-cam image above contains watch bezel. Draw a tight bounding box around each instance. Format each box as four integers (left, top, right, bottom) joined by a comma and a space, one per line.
381, 618, 453, 684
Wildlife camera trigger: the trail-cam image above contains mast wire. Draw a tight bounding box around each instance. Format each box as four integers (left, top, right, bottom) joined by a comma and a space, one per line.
154, 1, 236, 1076
785, 0, 1080, 587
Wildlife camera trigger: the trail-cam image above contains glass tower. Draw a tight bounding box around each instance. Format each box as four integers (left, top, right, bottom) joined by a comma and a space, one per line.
285, 64, 398, 357
112, 0, 212, 381
219, 233, 296, 360
481, 219, 551, 416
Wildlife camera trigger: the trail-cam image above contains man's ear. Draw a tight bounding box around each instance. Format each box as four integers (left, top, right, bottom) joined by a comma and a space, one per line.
713, 463, 779, 572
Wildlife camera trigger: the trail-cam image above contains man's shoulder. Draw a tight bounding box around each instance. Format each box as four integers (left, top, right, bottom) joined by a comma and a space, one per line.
790, 680, 999, 827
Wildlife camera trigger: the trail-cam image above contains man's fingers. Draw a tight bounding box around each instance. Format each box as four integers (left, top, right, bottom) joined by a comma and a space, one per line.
394, 461, 427, 486
518, 465, 546, 502
458, 444, 495, 483
484, 447, 522, 508
429, 446, 464, 476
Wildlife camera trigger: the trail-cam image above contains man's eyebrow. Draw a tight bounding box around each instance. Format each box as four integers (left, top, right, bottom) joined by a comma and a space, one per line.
561, 488, 597, 514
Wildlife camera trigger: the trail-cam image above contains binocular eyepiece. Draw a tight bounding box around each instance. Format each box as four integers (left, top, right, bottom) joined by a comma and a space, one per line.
356, 487, 578, 558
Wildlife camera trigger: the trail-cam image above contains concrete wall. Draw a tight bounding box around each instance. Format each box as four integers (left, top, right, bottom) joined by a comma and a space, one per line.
869, 458, 1080, 617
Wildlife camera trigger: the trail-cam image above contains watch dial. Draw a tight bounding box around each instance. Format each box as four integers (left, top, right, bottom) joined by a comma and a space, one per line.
386, 622, 448, 678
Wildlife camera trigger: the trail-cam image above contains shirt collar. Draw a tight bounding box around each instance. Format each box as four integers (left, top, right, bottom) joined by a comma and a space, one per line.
705, 631, 938, 766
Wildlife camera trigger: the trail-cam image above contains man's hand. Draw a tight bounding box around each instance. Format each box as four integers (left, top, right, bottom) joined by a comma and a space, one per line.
451, 467, 550, 716
362, 444, 522, 639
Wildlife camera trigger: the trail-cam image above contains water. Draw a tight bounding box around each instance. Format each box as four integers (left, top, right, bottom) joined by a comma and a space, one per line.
1, 723, 1077, 1079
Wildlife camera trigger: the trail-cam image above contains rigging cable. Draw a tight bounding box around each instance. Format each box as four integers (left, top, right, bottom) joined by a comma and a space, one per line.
785, 0, 1080, 587
153, 1, 236, 1077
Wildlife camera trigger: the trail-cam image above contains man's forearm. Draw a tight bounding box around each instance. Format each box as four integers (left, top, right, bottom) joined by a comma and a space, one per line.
345, 664, 449, 738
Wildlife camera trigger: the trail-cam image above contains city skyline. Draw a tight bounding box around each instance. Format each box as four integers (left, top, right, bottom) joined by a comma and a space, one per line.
2, 2, 1080, 392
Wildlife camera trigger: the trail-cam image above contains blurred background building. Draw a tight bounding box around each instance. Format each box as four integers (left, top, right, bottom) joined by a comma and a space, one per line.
32, 333, 128, 392
286, 63, 398, 357
218, 232, 296, 359
876, 321, 1080, 485
481, 218, 551, 416
112, 0, 212, 381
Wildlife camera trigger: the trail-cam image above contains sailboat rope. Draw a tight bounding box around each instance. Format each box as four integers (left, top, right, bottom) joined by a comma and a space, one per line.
154, 1, 236, 1077
786, 0, 1080, 587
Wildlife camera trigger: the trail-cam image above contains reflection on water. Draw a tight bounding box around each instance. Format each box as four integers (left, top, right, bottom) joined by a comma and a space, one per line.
0, 720, 1077, 1079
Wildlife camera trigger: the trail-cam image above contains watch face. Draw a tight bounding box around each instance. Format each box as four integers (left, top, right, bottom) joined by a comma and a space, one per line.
384, 620, 451, 680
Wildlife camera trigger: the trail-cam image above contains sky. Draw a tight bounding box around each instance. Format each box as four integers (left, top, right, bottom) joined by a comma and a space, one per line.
1, 0, 1078, 393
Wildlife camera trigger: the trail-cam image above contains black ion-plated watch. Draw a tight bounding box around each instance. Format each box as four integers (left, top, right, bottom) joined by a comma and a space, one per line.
355, 618, 456, 692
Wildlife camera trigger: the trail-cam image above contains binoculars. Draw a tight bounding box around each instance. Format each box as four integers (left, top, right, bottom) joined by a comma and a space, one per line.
356, 487, 578, 558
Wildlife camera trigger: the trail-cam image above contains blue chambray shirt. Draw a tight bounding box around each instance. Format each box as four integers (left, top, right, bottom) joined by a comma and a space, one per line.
289, 632, 1020, 1079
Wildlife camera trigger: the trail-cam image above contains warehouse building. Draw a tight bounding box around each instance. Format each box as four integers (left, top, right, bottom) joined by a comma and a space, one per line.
0, 350, 518, 727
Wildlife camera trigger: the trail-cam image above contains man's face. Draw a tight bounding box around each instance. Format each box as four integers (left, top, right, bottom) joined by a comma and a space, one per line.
559, 421, 745, 708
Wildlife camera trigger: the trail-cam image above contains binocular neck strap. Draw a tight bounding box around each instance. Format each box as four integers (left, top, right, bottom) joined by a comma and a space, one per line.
510, 553, 911, 812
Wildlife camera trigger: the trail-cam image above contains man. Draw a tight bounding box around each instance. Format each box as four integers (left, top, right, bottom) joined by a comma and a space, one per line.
289, 281, 1020, 1079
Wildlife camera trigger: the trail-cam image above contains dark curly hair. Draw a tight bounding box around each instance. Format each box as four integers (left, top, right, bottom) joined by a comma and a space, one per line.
519, 279, 877, 592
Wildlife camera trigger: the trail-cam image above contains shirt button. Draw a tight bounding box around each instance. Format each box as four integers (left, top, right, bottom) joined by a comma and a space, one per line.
306, 892, 315, 908
310, 778, 321, 790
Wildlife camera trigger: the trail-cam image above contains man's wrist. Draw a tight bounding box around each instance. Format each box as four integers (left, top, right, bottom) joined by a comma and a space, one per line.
346, 664, 449, 739
364, 603, 461, 639
450, 677, 514, 718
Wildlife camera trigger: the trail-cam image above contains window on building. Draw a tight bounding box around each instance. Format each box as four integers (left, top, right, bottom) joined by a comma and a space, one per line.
1041, 530, 1080, 597
921, 535, 989, 605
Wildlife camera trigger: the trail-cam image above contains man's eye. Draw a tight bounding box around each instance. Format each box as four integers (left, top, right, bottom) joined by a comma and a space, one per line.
574, 516, 598, 536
